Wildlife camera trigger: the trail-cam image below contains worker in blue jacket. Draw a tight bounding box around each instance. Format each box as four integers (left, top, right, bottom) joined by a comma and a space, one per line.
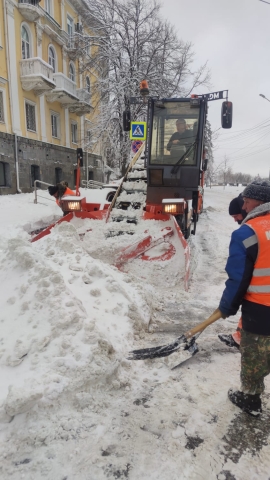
218, 180, 270, 416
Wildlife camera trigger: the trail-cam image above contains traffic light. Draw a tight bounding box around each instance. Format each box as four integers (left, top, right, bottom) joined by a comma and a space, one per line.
123, 110, 131, 131
221, 101, 233, 129
77, 148, 83, 167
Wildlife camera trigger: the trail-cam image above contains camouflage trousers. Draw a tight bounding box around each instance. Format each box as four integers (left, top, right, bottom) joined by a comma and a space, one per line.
240, 329, 270, 395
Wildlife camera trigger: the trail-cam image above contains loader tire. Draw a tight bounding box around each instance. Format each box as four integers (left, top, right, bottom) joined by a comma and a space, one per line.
192, 211, 199, 223
185, 224, 191, 240
199, 201, 204, 215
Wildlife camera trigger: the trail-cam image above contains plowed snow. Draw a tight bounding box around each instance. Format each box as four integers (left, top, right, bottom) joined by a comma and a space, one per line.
0, 186, 269, 480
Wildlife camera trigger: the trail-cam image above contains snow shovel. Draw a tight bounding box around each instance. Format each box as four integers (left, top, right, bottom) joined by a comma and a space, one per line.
128, 309, 222, 360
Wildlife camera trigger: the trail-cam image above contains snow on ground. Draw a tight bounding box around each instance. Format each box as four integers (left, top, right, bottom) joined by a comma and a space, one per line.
0, 186, 270, 480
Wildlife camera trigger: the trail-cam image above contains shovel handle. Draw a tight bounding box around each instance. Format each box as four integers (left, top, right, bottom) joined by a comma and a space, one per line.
184, 309, 222, 339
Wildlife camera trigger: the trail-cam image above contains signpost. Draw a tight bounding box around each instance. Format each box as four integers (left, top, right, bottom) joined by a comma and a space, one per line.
204, 90, 228, 101
130, 121, 147, 141
132, 140, 143, 153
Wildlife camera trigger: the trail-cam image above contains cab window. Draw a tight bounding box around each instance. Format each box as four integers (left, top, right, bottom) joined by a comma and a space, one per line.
150, 101, 199, 166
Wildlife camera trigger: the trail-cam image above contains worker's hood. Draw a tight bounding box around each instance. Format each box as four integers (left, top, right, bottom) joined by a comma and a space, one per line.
242, 202, 270, 224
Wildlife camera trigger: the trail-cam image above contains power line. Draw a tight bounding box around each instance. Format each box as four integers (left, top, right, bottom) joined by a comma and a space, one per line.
218, 116, 270, 132
216, 123, 270, 146
214, 144, 270, 162
218, 128, 270, 150
217, 117, 270, 140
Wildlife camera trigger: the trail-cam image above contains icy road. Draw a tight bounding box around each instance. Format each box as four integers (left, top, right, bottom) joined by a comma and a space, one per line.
0, 186, 269, 480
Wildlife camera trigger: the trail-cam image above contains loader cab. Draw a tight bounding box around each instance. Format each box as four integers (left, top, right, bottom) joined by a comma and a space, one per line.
145, 98, 207, 205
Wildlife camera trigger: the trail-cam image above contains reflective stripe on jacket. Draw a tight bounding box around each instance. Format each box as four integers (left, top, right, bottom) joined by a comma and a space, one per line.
244, 213, 270, 306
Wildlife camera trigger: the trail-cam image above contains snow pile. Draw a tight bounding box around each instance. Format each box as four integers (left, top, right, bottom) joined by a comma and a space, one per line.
0, 219, 152, 424
0, 186, 270, 480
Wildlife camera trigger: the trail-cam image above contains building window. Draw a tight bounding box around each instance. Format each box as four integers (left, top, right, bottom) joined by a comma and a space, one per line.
71, 122, 78, 144
48, 46, 56, 73
55, 167, 62, 184
31, 165, 40, 187
51, 112, 59, 138
21, 25, 30, 59
25, 102, 36, 132
0, 162, 11, 187
0, 92, 4, 123
45, 0, 52, 16
86, 129, 91, 144
69, 63, 75, 82
67, 16, 74, 36
0, 162, 6, 186
86, 76, 90, 93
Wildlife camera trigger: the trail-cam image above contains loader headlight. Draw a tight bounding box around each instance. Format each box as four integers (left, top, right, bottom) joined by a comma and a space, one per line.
162, 198, 186, 215
60, 197, 82, 212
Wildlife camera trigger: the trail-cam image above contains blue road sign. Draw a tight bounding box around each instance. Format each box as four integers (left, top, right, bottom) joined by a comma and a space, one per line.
130, 121, 147, 140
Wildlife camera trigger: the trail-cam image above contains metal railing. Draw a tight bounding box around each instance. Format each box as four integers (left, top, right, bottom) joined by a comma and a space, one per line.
82, 180, 104, 189
19, 0, 40, 5
41, 7, 61, 30
76, 88, 91, 104
52, 72, 77, 97
34, 180, 54, 204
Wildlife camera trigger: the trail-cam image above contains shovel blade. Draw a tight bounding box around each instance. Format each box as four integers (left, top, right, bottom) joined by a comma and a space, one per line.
128, 310, 222, 362
170, 339, 199, 370
128, 334, 186, 360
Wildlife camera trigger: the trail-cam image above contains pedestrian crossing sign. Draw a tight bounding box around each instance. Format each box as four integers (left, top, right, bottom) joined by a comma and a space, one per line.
130, 121, 147, 140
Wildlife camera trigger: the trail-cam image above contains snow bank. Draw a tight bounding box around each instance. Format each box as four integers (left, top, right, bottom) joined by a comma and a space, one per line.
0, 186, 269, 480
0, 215, 152, 424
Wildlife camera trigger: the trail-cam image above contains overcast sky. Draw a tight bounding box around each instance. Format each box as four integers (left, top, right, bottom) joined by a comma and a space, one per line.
161, 0, 270, 178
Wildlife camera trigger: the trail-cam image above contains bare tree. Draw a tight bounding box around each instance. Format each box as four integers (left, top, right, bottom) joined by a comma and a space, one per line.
83, 0, 211, 175
204, 120, 214, 185
216, 156, 232, 188
205, 161, 223, 188
234, 172, 252, 184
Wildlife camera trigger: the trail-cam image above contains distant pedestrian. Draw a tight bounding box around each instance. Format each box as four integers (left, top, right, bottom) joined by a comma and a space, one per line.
218, 181, 270, 416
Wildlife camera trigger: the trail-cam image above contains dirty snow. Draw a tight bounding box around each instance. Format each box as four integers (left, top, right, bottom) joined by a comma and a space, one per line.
0, 185, 269, 480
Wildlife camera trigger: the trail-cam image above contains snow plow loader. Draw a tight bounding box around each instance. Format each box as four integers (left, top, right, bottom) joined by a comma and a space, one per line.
31, 85, 232, 291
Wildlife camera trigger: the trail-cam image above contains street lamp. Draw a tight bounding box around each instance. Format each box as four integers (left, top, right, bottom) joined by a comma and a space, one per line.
260, 94, 270, 180
259, 93, 270, 102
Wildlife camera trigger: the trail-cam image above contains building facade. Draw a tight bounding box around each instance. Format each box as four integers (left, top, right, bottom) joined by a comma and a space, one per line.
0, 0, 105, 194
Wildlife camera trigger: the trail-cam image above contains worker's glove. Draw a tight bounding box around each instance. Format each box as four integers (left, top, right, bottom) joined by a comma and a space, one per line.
213, 308, 228, 319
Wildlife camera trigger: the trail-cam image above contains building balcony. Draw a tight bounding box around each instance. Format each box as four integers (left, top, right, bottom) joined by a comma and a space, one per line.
66, 33, 91, 60
18, 0, 44, 22
66, 38, 78, 61
67, 35, 83, 60
42, 9, 69, 46
68, 89, 93, 116
46, 73, 79, 105
20, 57, 55, 96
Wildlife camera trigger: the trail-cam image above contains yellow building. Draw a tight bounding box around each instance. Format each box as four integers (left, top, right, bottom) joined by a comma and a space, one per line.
0, 0, 105, 193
